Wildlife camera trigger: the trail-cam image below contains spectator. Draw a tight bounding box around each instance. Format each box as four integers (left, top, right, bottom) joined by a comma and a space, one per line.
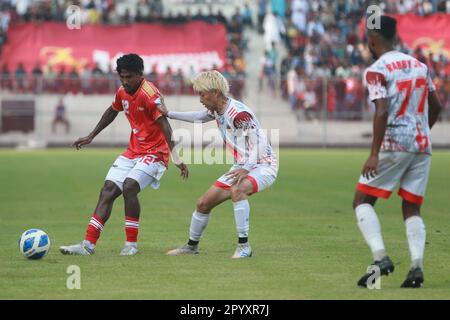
1, 64, 12, 91
257, 0, 267, 34
68, 67, 80, 94
286, 64, 305, 113
52, 97, 70, 134
240, 3, 253, 29
30, 62, 43, 93
263, 10, 281, 50
259, 50, 276, 94
14, 62, 26, 92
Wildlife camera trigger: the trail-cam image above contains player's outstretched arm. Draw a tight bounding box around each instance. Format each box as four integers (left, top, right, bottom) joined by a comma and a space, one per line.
156, 94, 214, 123
428, 91, 443, 129
72, 106, 118, 150
157, 116, 189, 180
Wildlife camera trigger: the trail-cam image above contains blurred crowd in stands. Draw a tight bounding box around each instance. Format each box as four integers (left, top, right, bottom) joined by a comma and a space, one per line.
0, 0, 450, 121
0, 0, 249, 98
258, 0, 450, 120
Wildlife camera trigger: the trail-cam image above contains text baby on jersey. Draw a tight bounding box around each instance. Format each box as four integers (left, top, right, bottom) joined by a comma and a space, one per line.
364, 51, 436, 154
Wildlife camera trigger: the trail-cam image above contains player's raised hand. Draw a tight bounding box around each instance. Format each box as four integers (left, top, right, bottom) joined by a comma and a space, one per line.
157, 94, 169, 117
72, 135, 93, 150
362, 155, 378, 179
176, 162, 189, 180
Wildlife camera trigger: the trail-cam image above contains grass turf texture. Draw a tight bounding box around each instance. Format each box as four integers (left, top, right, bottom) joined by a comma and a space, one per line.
0, 148, 449, 299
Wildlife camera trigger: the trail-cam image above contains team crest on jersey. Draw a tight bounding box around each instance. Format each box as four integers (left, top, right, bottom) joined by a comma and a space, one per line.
122, 100, 129, 113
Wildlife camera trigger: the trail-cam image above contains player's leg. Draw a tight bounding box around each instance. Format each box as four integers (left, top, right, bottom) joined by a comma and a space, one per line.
352, 190, 387, 262
229, 164, 278, 259
166, 185, 231, 255
120, 158, 167, 255
59, 181, 123, 255
353, 189, 396, 287
400, 200, 425, 288
229, 179, 254, 259
120, 177, 141, 255
86, 180, 122, 244
353, 152, 410, 287
398, 154, 430, 288
60, 156, 132, 255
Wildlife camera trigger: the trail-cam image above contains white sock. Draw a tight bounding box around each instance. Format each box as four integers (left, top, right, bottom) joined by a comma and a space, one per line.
189, 211, 210, 242
355, 204, 386, 261
233, 200, 250, 238
405, 216, 426, 269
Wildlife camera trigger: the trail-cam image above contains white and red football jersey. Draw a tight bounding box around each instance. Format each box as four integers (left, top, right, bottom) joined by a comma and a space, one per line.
210, 98, 276, 170
364, 50, 436, 154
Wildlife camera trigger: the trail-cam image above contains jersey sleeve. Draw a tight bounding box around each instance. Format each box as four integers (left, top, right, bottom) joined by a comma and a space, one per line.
111, 90, 123, 111
233, 112, 256, 129
365, 68, 388, 101
145, 92, 163, 121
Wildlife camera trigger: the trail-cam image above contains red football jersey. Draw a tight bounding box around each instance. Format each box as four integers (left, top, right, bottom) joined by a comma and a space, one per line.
112, 79, 170, 167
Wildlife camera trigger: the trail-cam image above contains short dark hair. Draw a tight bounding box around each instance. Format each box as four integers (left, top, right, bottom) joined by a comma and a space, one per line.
368, 15, 397, 41
116, 53, 144, 74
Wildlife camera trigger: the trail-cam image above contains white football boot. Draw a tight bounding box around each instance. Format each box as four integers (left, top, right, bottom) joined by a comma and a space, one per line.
119, 242, 139, 256
231, 243, 252, 259
166, 244, 199, 256
60, 240, 95, 255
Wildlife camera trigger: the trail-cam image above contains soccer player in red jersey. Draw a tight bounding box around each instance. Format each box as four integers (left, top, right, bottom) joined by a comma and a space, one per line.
60, 54, 188, 256
353, 16, 442, 288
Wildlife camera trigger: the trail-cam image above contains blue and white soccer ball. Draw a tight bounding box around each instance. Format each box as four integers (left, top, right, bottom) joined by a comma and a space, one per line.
19, 229, 51, 259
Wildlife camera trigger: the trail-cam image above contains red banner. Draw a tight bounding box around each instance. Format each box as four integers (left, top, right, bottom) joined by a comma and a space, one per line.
360, 14, 450, 63
0, 21, 227, 74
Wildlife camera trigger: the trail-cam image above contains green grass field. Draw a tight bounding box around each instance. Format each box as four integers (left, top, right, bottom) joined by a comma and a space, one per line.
1, 148, 449, 299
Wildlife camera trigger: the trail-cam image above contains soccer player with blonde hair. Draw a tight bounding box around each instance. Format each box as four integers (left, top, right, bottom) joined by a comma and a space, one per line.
158, 70, 278, 259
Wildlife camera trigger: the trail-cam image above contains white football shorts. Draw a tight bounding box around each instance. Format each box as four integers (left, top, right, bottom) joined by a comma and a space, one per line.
105, 155, 166, 191
357, 152, 431, 204
214, 163, 278, 194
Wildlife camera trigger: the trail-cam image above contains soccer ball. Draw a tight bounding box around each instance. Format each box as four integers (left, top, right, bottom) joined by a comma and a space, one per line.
19, 229, 51, 259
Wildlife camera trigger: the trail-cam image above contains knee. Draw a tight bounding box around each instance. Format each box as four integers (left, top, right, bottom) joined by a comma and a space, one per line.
196, 197, 211, 213
122, 179, 140, 199
352, 191, 369, 210
230, 186, 246, 202
100, 181, 121, 202
402, 201, 421, 220
352, 198, 361, 211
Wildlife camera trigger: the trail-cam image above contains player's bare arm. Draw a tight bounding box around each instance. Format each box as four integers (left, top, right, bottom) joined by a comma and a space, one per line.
72, 106, 119, 150
428, 91, 443, 129
156, 115, 189, 179
363, 98, 389, 179
157, 94, 169, 117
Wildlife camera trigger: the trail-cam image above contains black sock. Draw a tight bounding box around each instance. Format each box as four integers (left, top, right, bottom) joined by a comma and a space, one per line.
238, 237, 248, 244
188, 239, 199, 246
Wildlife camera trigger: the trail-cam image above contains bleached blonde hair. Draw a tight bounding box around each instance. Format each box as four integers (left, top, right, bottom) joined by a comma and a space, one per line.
192, 70, 230, 96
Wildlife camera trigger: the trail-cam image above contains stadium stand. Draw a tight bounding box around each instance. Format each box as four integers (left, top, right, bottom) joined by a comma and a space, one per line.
0, 0, 449, 147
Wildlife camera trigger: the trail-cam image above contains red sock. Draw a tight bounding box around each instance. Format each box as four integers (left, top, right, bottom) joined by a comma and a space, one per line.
125, 216, 139, 243
85, 214, 105, 245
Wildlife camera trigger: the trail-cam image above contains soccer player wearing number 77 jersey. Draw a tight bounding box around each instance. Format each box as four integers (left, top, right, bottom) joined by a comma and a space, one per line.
353, 16, 442, 288
60, 54, 188, 256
